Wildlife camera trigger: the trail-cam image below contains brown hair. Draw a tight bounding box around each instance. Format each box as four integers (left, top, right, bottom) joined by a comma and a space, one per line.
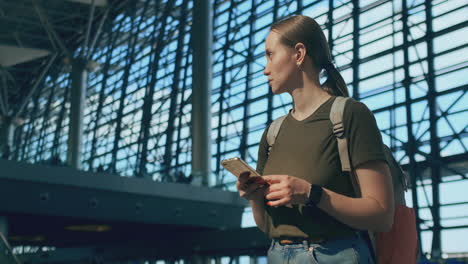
270, 15, 349, 97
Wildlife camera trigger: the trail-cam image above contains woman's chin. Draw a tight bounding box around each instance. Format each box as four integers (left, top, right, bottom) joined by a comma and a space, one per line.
271, 86, 286, 95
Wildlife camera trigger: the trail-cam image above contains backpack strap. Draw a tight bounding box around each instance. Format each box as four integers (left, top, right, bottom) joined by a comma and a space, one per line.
330, 96, 377, 260
330, 96, 362, 195
266, 115, 287, 155
329, 96, 352, 172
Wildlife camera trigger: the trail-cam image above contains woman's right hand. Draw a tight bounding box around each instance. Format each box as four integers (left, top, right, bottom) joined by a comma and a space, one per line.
236, 171, 267, 201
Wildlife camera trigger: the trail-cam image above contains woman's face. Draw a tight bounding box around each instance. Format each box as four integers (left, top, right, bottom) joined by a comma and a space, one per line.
263, 30, 300, 94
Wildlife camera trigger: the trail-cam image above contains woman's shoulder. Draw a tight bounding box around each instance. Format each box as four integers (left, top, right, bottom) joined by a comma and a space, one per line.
342, 97, 374, 118
340, 97, 379, 133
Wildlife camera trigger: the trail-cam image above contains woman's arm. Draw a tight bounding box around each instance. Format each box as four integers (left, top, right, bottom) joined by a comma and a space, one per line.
236, 172, 268, 232
317, 160, 394, 232
249, 198, 267, 232
247, 125, 270, 232
263, 160, 395, 232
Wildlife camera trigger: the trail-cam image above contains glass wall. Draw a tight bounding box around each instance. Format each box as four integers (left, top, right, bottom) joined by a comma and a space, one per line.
11, 0, 468, 257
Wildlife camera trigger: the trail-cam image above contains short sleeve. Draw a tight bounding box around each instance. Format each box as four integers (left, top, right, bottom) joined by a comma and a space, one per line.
256, 125, 270, 175
343, 100, 387, 168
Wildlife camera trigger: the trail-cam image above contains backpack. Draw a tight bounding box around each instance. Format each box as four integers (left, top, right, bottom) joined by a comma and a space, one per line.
266, 96, 418, 264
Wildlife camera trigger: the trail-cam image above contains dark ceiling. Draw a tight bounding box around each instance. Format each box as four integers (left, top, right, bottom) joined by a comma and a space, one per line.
0, 0, 117, 119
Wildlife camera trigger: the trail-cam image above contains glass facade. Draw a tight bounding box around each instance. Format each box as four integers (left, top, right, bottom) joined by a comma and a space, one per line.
9, 0, 468, 258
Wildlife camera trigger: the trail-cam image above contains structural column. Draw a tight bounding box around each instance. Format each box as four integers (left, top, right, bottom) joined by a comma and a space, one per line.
352, 0, 360, 99
191, 0, 213, 186
0, 116, 23, 159
402, 0, 423, 258
425, 0, 442, 258
67, 59, 88, 170
0, 118, 14, 158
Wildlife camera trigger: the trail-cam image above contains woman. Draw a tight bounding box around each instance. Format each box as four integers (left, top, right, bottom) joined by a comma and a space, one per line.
236, 15, 394, 263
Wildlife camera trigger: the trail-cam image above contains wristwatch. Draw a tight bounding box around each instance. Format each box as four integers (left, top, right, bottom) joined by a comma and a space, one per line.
306, 184, 323, 207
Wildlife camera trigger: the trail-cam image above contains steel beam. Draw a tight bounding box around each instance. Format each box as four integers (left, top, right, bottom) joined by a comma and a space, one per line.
352, 0, 360, 99
13, 53, 57, 119
32, 0, 73, 58
88, 21, 116, 168
67, 58, 88, 170
267, 0, 279, 125
0, 117, 15, 158
86, 4, 110, 60
18, 86, 40, 161
402, 0, 423, 257
0, 69, 8, 116
109, 1, 138, 172
216, 0, 235, 185
82, 0, 97, 57
327, 0, 334, 58
174, 38, 192, 173
36, 74, 57, 160
163, 0, 188, 177
136, 0, 173, 178
51, 80, 71, 158
0, 14, 82, 33
192, 0, 213, 186
239, 3, 255, 163
425, 0, 442, 258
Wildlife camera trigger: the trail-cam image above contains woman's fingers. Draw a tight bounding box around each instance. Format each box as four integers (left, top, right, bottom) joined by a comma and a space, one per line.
241, 184, 265, 199
237, 172, 250, 189
267, 197, 290, 207
263, 175, 310, 206
244, 182, 260, 193
239, 171, 251, 182
238, 180, 260, 194
264, 183, 286, 203
265, 192, 281, 201
263, 175, 283, 184
265, 183, 282, 193
236, 172, 270, 201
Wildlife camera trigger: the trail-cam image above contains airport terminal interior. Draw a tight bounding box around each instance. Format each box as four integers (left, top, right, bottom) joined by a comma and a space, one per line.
0, 0, 467, 263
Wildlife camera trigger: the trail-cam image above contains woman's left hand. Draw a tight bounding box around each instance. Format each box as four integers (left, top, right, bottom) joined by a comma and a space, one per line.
263, 175, 311, 207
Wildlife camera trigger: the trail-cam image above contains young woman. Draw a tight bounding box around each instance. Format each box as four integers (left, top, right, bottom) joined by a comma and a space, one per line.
236, 15, 394, 263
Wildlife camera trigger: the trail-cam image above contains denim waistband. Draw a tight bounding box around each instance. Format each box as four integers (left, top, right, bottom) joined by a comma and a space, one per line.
270, 233, 360, 250
271, 239, 311, 250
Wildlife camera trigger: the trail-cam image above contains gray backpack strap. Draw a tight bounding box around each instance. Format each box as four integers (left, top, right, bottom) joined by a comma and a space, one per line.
331, 97, 376, 257
329, 96, 351, 172
266, 115, 287, 155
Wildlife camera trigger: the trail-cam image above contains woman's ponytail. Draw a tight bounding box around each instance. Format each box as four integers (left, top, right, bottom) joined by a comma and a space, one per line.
322, 62, 350, 97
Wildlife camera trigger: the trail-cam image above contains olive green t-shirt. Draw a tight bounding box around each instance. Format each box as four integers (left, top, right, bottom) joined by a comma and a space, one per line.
256, 96, 387, 240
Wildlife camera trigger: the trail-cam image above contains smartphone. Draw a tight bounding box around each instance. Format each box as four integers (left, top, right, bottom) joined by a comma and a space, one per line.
221, 157, 260, 178
222, 157, 276, 203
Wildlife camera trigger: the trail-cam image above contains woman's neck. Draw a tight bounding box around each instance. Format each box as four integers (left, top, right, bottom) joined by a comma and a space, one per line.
290, 77, 331, 120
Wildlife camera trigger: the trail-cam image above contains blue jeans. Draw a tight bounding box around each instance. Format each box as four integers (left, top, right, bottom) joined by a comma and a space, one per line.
267, 234, 374, 264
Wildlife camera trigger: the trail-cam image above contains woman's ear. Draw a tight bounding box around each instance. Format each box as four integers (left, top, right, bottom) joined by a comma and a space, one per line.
294, 42, 307, 64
